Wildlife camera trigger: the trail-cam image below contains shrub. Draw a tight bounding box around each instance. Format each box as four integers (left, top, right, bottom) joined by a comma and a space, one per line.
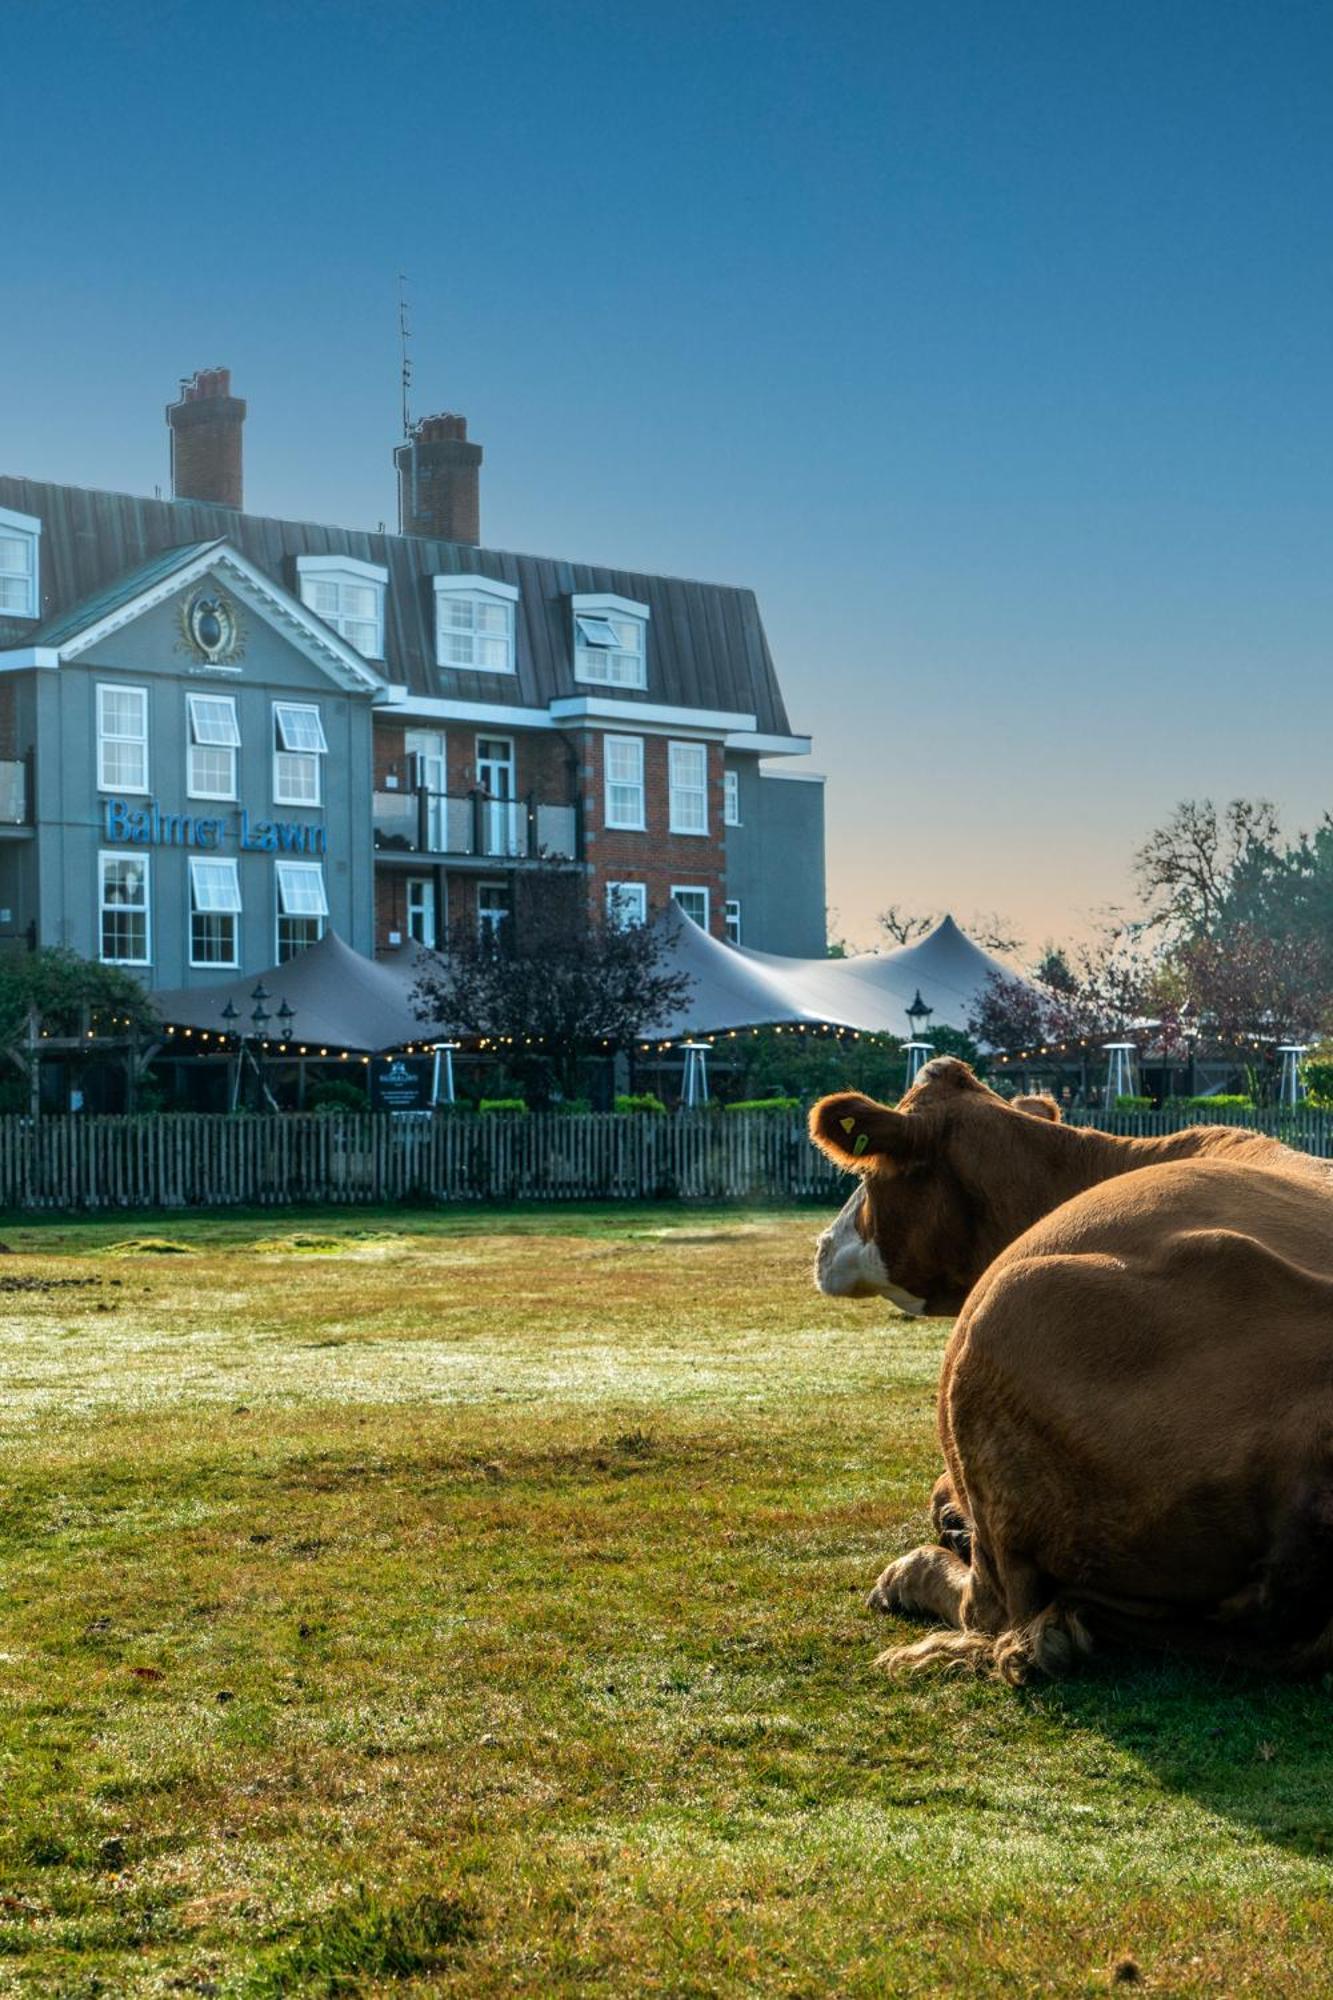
1302, 1061, 1333, 1109
478, 1097, 528, 1114
724, 1096, 800, 1113
615, 1093, 666, 1115
1113, 1095, 1154, 1111
308, 1080, 370, 1114
550, 1097, 593, 1115
1179, 1093, 1254, 1111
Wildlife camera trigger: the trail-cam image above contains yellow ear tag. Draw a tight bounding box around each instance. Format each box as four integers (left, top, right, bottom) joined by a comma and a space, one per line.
853, 1132, 870, 1157
839, 1116, 856, 1134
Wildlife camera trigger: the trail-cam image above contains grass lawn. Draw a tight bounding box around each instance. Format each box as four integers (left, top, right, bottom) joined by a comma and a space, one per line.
4, 1205, 1333, 1996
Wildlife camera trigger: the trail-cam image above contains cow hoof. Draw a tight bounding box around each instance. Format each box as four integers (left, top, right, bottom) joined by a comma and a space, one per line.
868, 1549, 934, 1618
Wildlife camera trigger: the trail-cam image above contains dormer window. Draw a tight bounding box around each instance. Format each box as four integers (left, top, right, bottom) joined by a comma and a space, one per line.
296, 555, 386, 658
434, 575, 518, 674
572, 593, 648, 690
0, 506, 40, 620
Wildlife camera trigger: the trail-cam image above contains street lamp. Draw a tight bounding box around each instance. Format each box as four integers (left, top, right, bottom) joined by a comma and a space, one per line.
903, 989, 935, 1086
276, 999, 296, 1045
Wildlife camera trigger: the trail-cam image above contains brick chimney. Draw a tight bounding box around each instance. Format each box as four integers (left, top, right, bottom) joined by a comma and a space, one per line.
166, 368, 246, 509
394, 413, 482, 544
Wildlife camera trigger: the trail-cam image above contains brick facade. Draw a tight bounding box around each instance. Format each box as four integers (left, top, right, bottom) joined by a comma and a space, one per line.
372, 718, 731, 945
580, 730, 727, 936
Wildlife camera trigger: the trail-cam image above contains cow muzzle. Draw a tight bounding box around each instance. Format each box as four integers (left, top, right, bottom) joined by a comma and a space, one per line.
814, 1201, 927, 1313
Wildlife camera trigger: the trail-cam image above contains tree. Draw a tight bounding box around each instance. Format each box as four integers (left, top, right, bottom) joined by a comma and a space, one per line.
878, 904, 934, 947
878, 906, 1023, 956
0, 947, 161, 1114
0, 946, 158, 1047
967, 972, 1076, 1054
967, 922, 1157, 1054
1133, 798, 1280, 938
1166, 923, 1328, 1046
411, 878, 694, 1104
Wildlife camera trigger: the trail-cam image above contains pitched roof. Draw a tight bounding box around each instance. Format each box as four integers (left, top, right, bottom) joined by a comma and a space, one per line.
24, 540, 221, 648
0, 475, 794, 732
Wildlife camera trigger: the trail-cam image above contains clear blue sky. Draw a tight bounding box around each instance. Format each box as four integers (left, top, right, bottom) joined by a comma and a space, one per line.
7, 0, 1332, 952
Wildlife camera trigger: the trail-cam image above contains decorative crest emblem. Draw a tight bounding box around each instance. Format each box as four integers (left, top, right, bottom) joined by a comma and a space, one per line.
178, 587, 245, 664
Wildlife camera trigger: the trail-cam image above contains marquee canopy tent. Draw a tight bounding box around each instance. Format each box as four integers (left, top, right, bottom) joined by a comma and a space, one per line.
738, 915, 1019, 1036
640, 907, 1025, 1042
151, 913, 1028, 1057
153, 931, 440, 1054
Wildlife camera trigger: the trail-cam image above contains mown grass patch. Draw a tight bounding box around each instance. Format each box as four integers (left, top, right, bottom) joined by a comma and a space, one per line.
3, 1206, 1333, 1994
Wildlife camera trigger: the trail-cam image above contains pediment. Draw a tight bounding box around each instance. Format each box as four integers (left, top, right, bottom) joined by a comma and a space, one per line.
43, 542, 384, 695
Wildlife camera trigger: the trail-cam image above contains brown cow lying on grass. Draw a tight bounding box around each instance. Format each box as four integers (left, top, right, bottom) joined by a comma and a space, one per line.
809, 1058, 1333, 1682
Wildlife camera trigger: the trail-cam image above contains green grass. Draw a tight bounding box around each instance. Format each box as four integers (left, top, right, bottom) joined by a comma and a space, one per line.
4, 1205, 1333, 1995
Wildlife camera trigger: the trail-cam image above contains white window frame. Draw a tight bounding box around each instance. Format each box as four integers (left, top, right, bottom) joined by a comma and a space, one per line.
668, 740, 709, 836
99, 851, 151, 966
186, 692, 240, 801
603, 734, 645, 831
724, 898, 742, 946
273, 701, 328, 807
606, 881, 647, 928
97, 683, 150, 795
275, 860, 328, 961
0, 506, 40, 621
433, 574, 519, 674
477, 881, 511, 938
572, 593, 649, 690
724, 769, 741, 826
296, 555, 387, 658
406, 876, 437, 948
672, 886, 710, 932
188, 855, 242, 969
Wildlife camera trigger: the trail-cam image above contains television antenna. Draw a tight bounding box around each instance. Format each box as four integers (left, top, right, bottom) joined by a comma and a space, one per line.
398, 272, 413, 440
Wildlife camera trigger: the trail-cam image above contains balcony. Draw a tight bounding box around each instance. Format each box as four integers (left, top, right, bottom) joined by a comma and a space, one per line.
373, 789, 580, 865
0, 759, 29, 831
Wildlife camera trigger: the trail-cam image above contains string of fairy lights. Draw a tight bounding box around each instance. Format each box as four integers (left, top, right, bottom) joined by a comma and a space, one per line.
152, 1018, 893, 1061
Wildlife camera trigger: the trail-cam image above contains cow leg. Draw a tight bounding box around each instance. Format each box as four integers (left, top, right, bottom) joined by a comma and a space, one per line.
876, 1535, 1092, 1683
930, 1471, 973, 1562
869, 1543, 970, 1625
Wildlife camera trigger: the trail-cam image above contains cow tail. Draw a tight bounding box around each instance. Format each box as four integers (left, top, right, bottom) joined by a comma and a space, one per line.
877, 1601, 1093, 1684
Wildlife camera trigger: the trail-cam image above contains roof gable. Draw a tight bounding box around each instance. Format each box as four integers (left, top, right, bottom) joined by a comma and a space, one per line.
10, 539, 385, 695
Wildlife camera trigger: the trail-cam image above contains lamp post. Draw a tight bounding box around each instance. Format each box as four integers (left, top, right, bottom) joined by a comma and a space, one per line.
222, 985, 292, 1112
903, 989, 935, 1087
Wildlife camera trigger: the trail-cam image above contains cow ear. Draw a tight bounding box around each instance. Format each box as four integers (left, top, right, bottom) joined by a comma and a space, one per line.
1013, 1093, 1062, 1123
808, 1092, 916, 1171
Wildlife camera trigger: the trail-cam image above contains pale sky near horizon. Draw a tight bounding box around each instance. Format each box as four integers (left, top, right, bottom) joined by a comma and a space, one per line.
6, 0, 1331, 958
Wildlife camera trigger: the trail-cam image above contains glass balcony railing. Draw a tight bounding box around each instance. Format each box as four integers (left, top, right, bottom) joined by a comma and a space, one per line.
373, 790, 580, 862
0, 760, 27, 827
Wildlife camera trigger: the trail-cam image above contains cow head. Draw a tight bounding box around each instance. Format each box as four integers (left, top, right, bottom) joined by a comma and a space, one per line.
808, 1059, 1065, 1316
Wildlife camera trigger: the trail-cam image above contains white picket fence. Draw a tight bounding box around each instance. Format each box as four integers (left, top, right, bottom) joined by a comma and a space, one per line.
0, 1107, 1327, 1211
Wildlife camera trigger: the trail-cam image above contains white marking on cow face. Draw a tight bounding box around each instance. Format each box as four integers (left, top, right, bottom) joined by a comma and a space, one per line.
814, 1187, 927, 1314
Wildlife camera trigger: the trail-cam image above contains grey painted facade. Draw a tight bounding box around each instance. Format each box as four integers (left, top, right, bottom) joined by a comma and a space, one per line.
0, 570, 376, 987
724, 767, 826, 957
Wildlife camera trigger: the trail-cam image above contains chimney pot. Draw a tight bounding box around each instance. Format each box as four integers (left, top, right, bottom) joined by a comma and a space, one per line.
166, 368, 246, 507
395, 411, 482, 543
